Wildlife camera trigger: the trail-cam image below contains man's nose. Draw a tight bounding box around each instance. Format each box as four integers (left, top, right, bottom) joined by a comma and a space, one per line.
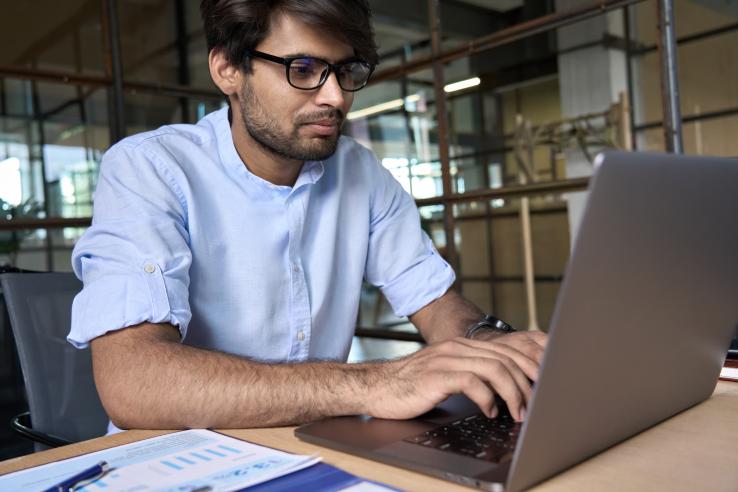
314, 70, 346, 107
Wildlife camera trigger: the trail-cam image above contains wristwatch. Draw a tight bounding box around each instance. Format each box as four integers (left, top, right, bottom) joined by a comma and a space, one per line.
465, 314, 516, 339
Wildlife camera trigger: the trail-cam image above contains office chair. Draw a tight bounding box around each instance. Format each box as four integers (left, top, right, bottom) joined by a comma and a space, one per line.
0, 272, 108, 451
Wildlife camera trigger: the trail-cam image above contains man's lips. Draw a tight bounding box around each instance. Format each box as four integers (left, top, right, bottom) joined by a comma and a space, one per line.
302, 119, 341, 136
306, 119, 340, 126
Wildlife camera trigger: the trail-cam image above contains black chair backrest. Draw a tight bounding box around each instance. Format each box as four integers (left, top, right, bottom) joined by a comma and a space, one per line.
0, 272, 108, 451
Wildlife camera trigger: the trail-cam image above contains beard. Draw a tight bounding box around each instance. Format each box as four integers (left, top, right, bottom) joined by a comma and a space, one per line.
238, 83, 344, 162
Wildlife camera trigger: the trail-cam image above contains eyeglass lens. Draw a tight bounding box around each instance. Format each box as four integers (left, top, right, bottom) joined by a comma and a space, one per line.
288, 58, 371, 91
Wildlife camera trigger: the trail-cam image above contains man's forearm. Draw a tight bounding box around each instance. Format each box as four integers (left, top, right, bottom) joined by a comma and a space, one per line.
409, 289, 484, 344
93, 318, 546, 428
92, 323, 377, 429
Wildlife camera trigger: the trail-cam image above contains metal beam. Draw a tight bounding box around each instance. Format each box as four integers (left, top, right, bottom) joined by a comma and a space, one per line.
657, 0, 683, 153
0, 64, 223, 102
174, 0, 191, 123
630, 21, 738, 56
0, 65, 108, 87
634, 105, 738, 131
428, 0, 459, 275
624, 5, 639, 150
0, 218, 92, 231
415, 177, 590, 207
354, 328, 424, 342
124, 81, 222, 100
102, 0, 126, 143
29, 80, 54, 270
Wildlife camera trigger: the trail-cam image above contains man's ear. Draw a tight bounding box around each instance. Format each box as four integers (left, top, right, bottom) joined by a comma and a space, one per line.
209, 49, 242, 96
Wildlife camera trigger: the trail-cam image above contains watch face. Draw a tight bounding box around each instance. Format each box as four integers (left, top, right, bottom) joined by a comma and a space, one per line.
484, 315, 515, 332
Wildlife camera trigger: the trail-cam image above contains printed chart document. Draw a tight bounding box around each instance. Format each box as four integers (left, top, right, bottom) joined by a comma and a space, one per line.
0, 429, 320, 491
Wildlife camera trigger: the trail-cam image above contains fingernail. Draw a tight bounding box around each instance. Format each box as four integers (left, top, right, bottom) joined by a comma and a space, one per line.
520, 407, 527, 421
490, 406, 499, 418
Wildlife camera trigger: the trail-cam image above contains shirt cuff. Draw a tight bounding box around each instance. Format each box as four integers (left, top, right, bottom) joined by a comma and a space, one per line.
380, 250, 456, 317
68, 261, 191, 348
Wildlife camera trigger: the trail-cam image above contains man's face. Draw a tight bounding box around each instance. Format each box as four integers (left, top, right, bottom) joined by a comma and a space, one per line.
238, 13, 356, 162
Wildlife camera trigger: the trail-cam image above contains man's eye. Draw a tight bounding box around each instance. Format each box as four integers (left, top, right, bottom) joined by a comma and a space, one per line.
290, 63, 317, 77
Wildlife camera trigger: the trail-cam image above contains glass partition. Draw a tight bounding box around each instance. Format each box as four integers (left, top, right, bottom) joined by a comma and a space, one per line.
629, 2, 738, 156
2, 0, 735, 324
0, 81, 107, 218
125, 93, 223, 136
454, 194, 569, 332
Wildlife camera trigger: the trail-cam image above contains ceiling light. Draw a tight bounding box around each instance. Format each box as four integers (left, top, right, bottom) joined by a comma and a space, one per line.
347, 94, 421, 120
444, 77, 481, 93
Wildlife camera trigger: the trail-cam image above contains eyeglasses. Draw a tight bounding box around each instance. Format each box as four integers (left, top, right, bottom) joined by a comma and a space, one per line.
246, 50, 374, 92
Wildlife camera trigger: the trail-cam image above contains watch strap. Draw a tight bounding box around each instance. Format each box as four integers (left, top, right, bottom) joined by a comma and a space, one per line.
465, 314, 516, 339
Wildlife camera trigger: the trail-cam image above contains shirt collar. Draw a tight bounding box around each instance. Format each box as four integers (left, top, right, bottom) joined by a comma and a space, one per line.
211, 106, 325, 195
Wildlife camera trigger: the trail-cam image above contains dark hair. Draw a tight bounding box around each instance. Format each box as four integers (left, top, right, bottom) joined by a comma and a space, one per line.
200, 0, 379, 72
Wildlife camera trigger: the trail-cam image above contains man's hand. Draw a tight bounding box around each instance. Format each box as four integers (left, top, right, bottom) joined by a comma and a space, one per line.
468, 330, 547, 380
365, 332, 548, 423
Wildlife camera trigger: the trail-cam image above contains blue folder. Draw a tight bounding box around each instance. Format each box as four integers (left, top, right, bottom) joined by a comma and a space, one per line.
240, 462, 401, 491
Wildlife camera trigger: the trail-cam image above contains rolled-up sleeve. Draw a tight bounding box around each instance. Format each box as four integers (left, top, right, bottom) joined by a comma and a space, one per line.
364, 162, 455, 317
68, 140, 192, 348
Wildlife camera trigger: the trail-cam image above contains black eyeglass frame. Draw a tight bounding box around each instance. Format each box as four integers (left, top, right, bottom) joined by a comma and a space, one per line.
246, 49, 375, 92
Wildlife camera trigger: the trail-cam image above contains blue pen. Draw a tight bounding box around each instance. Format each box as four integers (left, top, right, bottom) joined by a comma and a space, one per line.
43, 461, 110, 492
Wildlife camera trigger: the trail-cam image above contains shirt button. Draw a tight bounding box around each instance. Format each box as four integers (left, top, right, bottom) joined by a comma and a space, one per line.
292, 264, 300, 274
144, 263, 156, 274
296, 331, 305, 341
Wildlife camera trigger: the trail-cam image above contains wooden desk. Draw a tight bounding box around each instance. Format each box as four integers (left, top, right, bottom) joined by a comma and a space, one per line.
1, 382, 736, 491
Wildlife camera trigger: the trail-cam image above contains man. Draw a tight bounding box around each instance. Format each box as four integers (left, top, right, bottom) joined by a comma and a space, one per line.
69, 0, 546, 433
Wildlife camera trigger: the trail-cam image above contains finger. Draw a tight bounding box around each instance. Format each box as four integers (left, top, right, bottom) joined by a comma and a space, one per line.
480, 359, 527, 422
434, 352, 533, 408
511, 333, 547, 363
442, 371, 498, 418
483, 355, 533, 412
453, 338, 540, 381
527, 344, 545, 365
520, 335, 547, 362
528, 330, 549, 347
429, 344, 532, 416
487, 345, 539, 387
493, 334, 546, 365
440, 356, 528, 421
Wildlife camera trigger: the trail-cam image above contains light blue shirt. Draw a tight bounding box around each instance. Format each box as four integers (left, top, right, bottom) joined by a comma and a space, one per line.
68, 107, 455, 363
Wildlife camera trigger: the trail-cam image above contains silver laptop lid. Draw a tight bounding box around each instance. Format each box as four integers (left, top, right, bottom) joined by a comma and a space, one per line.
507, 151, 738, 492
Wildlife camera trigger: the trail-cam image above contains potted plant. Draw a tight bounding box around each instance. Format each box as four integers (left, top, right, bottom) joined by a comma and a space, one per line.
0, 198, 43, 268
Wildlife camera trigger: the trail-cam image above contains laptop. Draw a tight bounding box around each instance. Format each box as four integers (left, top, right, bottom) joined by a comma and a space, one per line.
296, 151, 738, 491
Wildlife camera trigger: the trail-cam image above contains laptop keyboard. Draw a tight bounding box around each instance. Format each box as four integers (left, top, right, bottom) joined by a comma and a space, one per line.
403, 413, 521, 463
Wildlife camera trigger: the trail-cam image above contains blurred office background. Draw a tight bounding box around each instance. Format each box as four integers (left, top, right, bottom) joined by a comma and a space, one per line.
0, 0, 737, 458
